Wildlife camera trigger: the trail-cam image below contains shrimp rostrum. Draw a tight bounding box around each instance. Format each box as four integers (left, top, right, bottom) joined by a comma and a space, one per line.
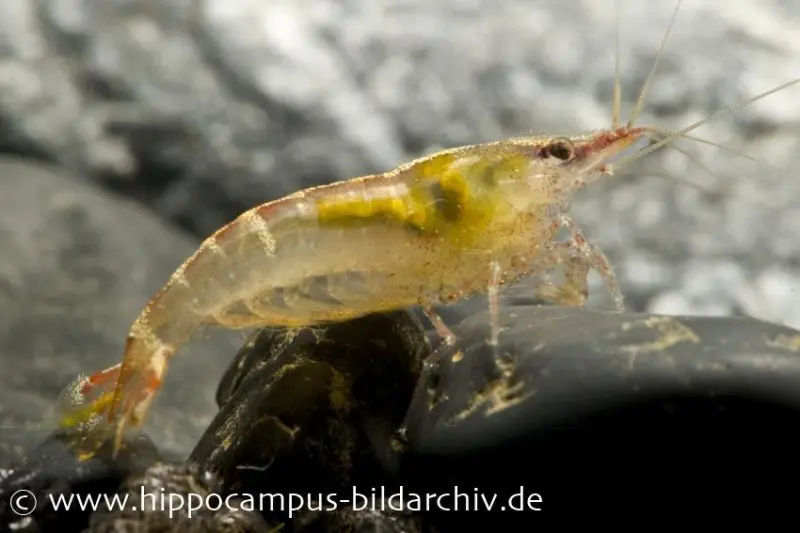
60, 0, 800, 455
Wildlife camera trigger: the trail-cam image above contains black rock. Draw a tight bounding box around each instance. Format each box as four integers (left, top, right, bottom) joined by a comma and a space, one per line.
190, 310, 428, 529
415, 294, 548, 350
294, 504, 427, 533
87, 463, 273, 533
400, 305, 800, 525
0, 425, 160, 533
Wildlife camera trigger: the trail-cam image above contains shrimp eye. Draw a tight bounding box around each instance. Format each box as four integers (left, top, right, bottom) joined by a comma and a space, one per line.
543, 138, 575, 161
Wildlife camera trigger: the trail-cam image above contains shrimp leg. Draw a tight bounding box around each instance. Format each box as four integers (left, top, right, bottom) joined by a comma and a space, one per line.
533, 213, 624, 310
422, 260, 503, 358
422, 305, 457, 346
487, 260, 502, 359
531, 242, 592, 307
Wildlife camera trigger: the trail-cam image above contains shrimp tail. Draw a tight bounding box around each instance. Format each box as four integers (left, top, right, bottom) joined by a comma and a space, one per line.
58, 334, 171, 456
58, 363, 120, 429
109, 334, 171, 453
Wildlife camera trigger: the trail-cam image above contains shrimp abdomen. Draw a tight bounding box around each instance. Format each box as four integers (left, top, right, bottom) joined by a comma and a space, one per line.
178, 146, 553, 328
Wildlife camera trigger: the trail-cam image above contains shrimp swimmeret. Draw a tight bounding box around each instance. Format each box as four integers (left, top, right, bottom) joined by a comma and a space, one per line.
59, 0, 800, 456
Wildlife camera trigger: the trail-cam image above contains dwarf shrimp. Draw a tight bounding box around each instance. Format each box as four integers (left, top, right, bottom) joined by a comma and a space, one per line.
58, 0, 800, 457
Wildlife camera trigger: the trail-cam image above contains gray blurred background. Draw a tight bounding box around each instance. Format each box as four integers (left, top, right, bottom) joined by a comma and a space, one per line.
1, 0, 799, 458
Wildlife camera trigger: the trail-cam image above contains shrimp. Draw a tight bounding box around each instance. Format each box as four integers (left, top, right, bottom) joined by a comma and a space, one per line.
59, 0, 800, 457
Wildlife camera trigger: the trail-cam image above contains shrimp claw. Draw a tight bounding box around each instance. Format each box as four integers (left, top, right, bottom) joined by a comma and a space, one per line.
531, 242, 589, 307
529, 212, 623, 311
422, 305, 457, 347
557, 213, 624, 310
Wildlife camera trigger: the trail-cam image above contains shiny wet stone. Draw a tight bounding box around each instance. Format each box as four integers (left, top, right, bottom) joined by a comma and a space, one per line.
0, 426, 160, 533
399, 305, 800, 526
190, 310, 428, 530
4, 304, 800, 530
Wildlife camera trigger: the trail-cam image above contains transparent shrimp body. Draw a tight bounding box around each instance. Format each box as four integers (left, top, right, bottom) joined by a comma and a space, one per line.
58, 128, 648, 454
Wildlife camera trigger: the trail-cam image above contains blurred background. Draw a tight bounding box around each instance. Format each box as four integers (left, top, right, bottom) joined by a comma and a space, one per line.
1, 0, 799, 458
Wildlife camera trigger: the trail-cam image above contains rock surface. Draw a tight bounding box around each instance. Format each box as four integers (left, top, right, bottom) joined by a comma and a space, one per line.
400, 305, 800, 524
0, 432, 270, 533
87, 463, 272, 533
190, 310, 427, 529
0, 426, 160, 533
0, 0, 797, 324
3, 302, 800, 529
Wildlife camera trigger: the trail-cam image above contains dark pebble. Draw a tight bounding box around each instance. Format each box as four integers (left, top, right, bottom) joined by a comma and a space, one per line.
0, 425, 160, 533
190, 310, 428, 529
87, 463, 273, 533
295, 504, 426, 533
400, 305, 800, 525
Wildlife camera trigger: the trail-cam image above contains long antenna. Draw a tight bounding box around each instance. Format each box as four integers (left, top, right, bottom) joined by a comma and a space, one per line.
614, 76, 800, 173
611, 0, 622, 129
681, 133, 786, 172
627, 0, 683, 127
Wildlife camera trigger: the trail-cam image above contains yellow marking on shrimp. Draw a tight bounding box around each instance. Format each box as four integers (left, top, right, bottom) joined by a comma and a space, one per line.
315, 181, 430, 231
314, 150, 532, 249
313, 152, 464, 232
